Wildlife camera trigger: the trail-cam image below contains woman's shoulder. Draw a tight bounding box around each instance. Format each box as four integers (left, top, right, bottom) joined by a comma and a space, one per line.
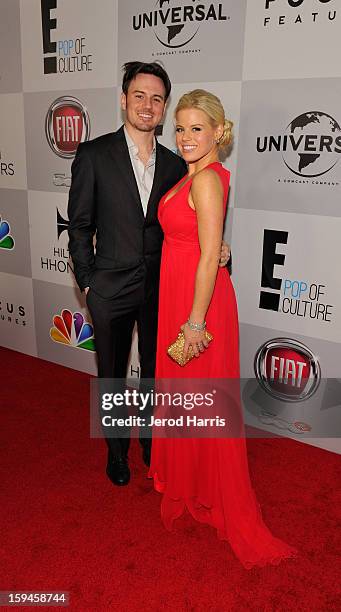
192, 163, 229, 191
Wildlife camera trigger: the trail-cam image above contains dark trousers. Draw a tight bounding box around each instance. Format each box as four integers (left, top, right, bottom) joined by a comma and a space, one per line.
86, 265, 158, 459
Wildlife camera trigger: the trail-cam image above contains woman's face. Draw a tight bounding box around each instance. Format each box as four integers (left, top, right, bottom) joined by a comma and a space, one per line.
175, 107, 222, 164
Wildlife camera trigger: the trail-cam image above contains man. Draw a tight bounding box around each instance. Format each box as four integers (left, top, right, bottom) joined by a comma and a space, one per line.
68, 61, 228, 486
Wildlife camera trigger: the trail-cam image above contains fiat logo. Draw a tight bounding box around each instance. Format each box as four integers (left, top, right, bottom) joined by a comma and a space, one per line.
45, 96, 90, 158
254, 338, 321, 402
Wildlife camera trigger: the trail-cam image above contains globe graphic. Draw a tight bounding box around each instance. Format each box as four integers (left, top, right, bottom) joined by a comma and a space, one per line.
154, 0, 200, 48
282, 111, 341, 178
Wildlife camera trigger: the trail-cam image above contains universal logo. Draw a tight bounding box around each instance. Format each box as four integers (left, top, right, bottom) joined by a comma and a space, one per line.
257, 111, 341, 184
41, 0, 93, 74
133, 0, 228, 52
45, 96, 90, 158
263, 0, 337, 27
259, 229, 333, 322
254, 338, 321, 402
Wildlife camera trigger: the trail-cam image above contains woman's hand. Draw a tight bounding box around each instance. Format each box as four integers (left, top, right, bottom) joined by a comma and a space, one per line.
181, 322, 209, 359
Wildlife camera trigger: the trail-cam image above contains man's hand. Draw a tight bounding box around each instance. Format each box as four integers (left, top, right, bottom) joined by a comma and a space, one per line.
219, 240, 231, 267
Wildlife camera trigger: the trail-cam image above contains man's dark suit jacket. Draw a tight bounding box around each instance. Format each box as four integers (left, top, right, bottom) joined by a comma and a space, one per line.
68, 126, 187, 299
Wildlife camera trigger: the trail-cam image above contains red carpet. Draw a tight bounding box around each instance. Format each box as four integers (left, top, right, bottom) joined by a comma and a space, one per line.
1, 346, 340, 611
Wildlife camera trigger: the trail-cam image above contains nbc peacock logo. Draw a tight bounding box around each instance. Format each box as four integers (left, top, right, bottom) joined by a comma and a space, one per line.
0, 216, 15, 250
50, 309, 95, 352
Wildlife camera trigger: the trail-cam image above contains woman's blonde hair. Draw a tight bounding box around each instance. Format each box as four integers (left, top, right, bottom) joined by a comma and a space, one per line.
175, 89, 233, 148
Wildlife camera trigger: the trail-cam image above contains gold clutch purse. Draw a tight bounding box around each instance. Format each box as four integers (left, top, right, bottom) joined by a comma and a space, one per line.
167, 330, 213, 367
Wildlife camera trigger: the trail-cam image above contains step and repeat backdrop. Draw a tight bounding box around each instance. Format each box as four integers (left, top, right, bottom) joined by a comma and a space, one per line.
1, 0, 340, 452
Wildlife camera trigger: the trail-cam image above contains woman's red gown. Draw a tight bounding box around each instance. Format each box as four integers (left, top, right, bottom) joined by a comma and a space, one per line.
149, 162, 297, 569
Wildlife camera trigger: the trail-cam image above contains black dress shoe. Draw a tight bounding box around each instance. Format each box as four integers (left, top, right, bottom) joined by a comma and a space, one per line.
106, 456, 130, 486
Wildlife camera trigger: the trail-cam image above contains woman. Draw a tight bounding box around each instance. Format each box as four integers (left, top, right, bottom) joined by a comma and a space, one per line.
148, 90, 297, 569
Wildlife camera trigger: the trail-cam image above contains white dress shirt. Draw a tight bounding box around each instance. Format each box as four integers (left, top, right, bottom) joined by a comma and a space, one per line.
124, 126, 156, 216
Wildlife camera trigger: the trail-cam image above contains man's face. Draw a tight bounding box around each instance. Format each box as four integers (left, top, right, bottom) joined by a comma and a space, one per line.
121, 73, 166, 133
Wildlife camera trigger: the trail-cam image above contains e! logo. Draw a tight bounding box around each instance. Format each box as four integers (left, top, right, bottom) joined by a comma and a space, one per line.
41, 0, 57, 74
259, 229, 288, 311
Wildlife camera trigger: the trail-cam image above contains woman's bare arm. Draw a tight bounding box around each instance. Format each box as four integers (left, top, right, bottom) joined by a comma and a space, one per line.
182, 168, 224, 356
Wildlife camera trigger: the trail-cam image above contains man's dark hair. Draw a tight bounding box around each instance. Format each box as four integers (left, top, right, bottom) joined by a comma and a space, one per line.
122, 61, 171, 101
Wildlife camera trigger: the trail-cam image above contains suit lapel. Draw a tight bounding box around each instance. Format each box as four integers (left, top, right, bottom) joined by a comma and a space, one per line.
107, 126, 144, 219
145, 141, 165, 221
